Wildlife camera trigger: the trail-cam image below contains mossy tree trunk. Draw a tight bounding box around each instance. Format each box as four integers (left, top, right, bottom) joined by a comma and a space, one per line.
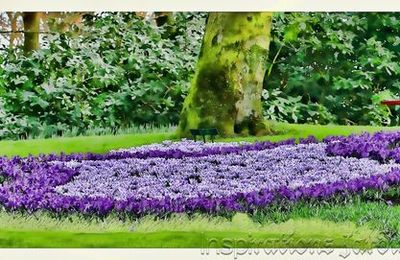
22, 12, 41, 53
178, 12, 273, 137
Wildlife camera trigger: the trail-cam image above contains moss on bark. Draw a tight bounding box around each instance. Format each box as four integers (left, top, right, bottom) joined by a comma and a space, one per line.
178, 12, 273, 137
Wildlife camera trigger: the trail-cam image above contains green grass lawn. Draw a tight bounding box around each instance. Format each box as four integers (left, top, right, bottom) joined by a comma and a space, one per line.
0, 123, 399, 248
0, 227, 376, 248
1, 122, 400, 157
0, 212, 380, 248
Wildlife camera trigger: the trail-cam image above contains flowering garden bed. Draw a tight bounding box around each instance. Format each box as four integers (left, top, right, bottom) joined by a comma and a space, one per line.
2, 132, 400, 217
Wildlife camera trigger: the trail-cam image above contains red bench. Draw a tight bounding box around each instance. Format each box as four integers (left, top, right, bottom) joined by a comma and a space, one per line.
381, 100, 400, 106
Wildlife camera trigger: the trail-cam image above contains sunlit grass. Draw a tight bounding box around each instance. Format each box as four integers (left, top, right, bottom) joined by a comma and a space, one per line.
0, 212, 380, 248
1, 122, 400, 157
0, 211, 132, 233
0, 132, 174, 157
135, 213, 380, 245
251, 200, 400, 247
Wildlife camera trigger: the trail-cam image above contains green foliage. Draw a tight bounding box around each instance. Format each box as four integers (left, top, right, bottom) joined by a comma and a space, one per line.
0, 13, 205, 139
265, 12, 400, 126
262, 89, 336, 124
3, 12, 400, 139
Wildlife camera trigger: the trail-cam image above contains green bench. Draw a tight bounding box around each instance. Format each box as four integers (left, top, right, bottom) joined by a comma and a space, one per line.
190, 128, 219, 143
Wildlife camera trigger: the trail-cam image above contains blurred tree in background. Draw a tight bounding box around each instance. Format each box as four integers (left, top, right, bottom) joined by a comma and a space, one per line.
22, 12, 41, 53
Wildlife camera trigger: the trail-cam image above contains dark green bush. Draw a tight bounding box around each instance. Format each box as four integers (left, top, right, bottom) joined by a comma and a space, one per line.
0, 13, 205, 139
265, 13, 400, 125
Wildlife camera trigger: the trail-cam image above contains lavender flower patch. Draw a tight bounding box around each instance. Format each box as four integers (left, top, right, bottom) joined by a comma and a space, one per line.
37, 138, 296, 162
111, 139, 252, 154
55, 143, 398, 202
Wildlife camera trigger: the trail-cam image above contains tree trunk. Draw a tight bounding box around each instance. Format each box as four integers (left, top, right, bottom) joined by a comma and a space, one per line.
22, 12, 41, 53
6, 12, 19, 48
178, 12, 273, 137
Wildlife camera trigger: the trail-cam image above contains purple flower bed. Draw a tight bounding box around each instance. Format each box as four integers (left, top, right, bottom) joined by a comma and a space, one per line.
324, 131, 400, 162
36, 139, 297, 162
56, 143, 396, 201
1, 133, 400, 216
